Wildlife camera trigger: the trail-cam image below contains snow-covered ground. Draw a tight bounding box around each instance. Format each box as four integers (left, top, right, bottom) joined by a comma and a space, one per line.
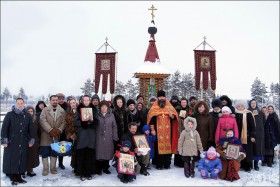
0, 145, 279, 186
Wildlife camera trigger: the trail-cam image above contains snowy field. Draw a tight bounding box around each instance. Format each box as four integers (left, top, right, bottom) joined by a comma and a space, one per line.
0, 145, 279, 186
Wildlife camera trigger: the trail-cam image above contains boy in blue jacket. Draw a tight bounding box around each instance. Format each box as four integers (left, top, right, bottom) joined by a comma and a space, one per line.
142, 124, 156, 168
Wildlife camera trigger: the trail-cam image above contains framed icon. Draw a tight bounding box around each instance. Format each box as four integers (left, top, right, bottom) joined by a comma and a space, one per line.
226, 144, 240, 159
132, 134, 150, 149
150, 78, 155, 85
118, 153, 135, 175
80, 108, 93, 121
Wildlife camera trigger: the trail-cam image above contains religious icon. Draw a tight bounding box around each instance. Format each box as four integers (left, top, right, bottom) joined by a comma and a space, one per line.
150, 78, 155, 85
226, 144, 240, 159
148, 85, 156, 98
80, 108, 93, 121
118, 153, 135, 175
101, 59, 110, 70
133, 135, 150, 149
179, 110, 187, 118
200, 56, 210, 69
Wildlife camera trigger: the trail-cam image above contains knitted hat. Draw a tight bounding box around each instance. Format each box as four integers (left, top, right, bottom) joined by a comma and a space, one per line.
234, 99, 248, 109
91, 94, 100, 101
170, 95, 179, 101
207, 146, 217, 155
211, 98, 222, 108
189, 96, 197, 102
222, 106, 232, 114
122, 140, 131, 148
157, 90, 166, 97
126, 99, 136, 107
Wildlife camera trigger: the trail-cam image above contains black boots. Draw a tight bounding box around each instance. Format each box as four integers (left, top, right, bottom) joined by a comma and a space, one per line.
59, 157, 65, 170
190, 161, 195, 178
140, 164, 150, 176
254, 160, 259, 171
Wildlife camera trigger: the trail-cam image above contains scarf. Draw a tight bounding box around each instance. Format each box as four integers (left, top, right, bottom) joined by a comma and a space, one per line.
12, 105, 25, 114
235, 109, 254, 144
129, 108, 137, 115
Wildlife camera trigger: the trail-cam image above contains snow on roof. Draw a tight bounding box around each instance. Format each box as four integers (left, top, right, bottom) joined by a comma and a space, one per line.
134, 62, 171, 74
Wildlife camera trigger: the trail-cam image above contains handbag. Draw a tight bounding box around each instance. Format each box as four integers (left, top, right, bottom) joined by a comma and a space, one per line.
51, 141, 72, 157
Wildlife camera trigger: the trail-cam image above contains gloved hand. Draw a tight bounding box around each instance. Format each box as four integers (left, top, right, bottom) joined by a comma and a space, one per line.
214, 169, 219, 174
236, 155, 243, 162
221, 152, 227, 160
178, 150, 183, 155
81, 122, 89, 129
200, 169, 206, 176
55, 129, 62, 136
49, 129, 57, 137
87, 119, 93, 124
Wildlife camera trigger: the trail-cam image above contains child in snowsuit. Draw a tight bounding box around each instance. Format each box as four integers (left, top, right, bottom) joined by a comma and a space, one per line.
198, 146, 222, 179
142, 124, 156, 166
112, 140, 138, 183
178, 117, 203, 178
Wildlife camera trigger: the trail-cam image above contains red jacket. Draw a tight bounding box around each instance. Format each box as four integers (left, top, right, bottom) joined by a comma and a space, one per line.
215, 114, 239, 143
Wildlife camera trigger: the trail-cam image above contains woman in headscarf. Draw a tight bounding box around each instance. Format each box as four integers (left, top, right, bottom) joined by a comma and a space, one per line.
234, 99, 256, 172
247, 99, 265, 170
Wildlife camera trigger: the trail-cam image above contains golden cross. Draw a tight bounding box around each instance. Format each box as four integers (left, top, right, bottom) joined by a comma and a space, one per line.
148, 5, 157, 20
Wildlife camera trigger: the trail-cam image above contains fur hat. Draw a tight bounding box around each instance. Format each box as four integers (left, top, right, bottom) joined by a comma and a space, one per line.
234, 99, 248, 109
99, 100, 109, 108
170, 95, 179, 101
222, 106, 232, 114
136, 94, 144, 101
211, 98, 222, 108
122, 140, 131, 148
56, 93, 65, 100
91, 94, 100, 101
126, 99, 136, 107
157, 90, 166, 97
149, 96, 157, 102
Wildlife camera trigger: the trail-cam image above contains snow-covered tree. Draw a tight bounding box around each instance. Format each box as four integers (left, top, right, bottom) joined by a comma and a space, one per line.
13, 87, 28, 101
181, 73, 196, 98
170, 70, 181, 97
115, 80, 126, 96
125, 79, 138, 100
80, 78, 94, 97
270, 82, 280, 112
163, 76, 172, 99
250, 77, 267, 105
2, 87, 12, 102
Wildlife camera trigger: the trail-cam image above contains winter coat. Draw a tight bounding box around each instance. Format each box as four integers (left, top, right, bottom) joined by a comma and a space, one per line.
264, 112, 280, 150
178, 117, 203, 156
96, 110, 119, 160
209, 110, 222, 138
198, 153, 222, 172
235, 110, 256, 162
74, 104, 99, 149
194, 101, 214, 150
215, 114, 239, 143
40, 105, 65, 146
113, 95, 127, 141
125, 109, 140, 133
248, 107, 265, 156
1, 107, 35, 174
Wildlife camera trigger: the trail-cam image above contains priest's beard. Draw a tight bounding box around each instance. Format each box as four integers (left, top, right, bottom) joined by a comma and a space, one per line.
158, 99, 166, 108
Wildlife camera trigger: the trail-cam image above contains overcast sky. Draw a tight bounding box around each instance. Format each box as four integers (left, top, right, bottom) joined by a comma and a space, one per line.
1, 1, 279, 100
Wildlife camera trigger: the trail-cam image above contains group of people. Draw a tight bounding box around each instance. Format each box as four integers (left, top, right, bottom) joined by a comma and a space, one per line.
1, 91, 280, 185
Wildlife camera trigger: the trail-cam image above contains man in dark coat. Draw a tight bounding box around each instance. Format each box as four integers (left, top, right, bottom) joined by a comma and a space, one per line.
170, 95, 180, 108
1, 98, 35, 185
125, 99, 141, 134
